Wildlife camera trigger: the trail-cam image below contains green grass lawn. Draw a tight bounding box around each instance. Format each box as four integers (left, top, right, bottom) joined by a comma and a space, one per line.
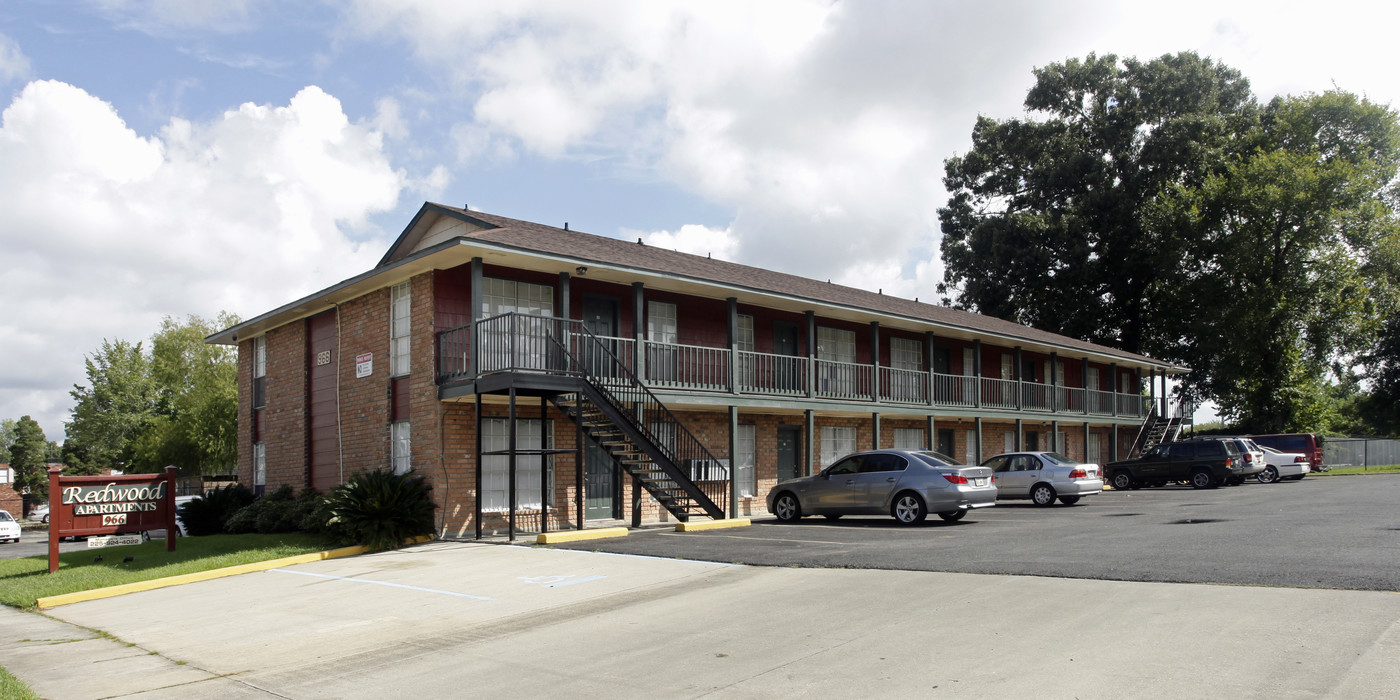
0, 666, 40, 700
0, 533, 329, 609
1315, 464, 1400, 476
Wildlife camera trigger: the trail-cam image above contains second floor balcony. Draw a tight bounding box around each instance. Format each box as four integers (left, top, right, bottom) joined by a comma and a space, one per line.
437, 313, 1151, 419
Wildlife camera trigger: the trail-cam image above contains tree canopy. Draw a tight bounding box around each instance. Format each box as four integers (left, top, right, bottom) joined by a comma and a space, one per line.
940, 52, 1400, 433
9, 416, 49, 496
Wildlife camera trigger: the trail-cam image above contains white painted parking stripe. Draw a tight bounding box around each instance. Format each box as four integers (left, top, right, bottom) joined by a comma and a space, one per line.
269, 568, 495, 601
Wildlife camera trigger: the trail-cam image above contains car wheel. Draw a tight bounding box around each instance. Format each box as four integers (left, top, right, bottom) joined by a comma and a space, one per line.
938, 509, 966, 522
1257, 466, 1279, 484
41, 514, 49, 524
1111, 471, 1133, 491
772, 493, 802, 522
823, 514, 842, 521
1058, 496, 1080, 505
1030, 483, 1057, 506
1190, 470, 1214, 489
891, 492, 928, 525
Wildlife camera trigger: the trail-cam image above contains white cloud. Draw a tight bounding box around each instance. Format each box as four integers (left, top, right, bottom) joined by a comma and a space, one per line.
634, 223, 737, 261
0, 80, 406, 439
0, 33, 30, 83
88, 0, 263, 34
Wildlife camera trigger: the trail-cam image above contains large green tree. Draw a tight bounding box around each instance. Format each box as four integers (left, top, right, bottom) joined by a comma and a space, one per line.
940, 52, 1400, 432
1154, 91, 1400, 431
64, 338, 159, 472
939, 52, 1256, 354
9, 415, 49, 496
0, 418, 15, 463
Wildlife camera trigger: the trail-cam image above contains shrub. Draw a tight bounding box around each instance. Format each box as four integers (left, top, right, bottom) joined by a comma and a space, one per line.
177, 484, 255, 536
225, 485, 322, 535
325, 469, 436, 551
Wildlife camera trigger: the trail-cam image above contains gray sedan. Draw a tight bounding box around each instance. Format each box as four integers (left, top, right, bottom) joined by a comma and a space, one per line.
981, 451, 1103, 506
766, 449, 997, 524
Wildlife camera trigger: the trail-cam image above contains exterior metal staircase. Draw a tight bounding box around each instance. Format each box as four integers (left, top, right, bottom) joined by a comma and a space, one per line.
1129, 400, 1187, 458
538, 316, 728, 522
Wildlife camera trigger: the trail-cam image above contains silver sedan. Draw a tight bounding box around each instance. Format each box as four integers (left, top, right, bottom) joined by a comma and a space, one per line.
766, 449, 996, 524
980, 451, 1103, 506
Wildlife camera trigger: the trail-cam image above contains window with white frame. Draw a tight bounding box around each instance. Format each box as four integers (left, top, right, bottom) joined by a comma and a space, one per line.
390, 282, 411, 377
1088, 433, 1103, 463
0, 467, 10, 483
253, 442, 266, 493
735, 424, 756, 497
965, 429, 977, 465
481, 418, 552, 512
1087, 366, 1101, 391
736, 314, 756, 386
480, 278, 554, 371
817, 326, 857, 395
962, 347, 975, 376
821, 426, 857, 466
391, 421, 411, 474
1056, 431, 1068, 454
253, 336, 267, 409
1004, 430, 1015, 453
647, 301, 678, 343
890, 337, 922, 400
893, 427, 924, 451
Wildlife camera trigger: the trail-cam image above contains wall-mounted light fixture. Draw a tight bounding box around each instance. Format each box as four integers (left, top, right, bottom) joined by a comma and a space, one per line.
576, 266, 588, 276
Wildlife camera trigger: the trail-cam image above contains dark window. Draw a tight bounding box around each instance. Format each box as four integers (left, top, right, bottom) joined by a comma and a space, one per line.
1169, 443, 1195, 459
827, 456, 861, 475
861, 454, 908, 472
253, 377, 266, 409
985, 456, 1010, 472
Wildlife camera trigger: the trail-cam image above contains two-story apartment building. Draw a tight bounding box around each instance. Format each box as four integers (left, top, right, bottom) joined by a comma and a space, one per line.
208, 202, 1183, 540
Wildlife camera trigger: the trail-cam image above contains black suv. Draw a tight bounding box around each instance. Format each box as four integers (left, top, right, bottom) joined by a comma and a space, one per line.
1105, 439, 1243, 490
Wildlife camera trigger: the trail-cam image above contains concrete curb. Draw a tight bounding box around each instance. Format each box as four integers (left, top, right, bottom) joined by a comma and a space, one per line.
675, 518, 751, 532
35, 535, 436, 609
536, 527, 628, 544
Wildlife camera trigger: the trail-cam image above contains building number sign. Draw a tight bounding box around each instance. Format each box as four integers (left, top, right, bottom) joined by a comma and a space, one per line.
317, 350, 332, 366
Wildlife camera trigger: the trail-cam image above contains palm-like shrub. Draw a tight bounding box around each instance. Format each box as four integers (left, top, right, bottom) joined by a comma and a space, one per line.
325, 469, 436, 551
177, 484, 255, 536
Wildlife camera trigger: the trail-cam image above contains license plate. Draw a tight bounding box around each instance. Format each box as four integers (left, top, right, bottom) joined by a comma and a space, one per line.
973, 478, 987, 486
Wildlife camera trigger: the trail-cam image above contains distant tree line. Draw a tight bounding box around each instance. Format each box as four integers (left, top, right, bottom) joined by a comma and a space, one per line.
939, 51, 1400, 436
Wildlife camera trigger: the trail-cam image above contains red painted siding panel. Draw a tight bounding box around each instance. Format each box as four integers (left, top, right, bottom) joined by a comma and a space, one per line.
307, 310, 339, 492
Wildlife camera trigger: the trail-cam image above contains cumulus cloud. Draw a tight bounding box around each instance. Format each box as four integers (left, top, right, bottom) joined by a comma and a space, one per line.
0, 81, 405, 438
88, 0, 264, 34
635, 223, 737, 261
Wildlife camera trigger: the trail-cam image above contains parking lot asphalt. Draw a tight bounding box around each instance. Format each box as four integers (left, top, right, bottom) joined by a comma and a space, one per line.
7, 540, 1399, 699
552, 474, 1400, 591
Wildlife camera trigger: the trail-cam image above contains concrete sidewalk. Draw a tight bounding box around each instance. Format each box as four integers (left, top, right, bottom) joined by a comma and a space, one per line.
4, 540, 1398, 698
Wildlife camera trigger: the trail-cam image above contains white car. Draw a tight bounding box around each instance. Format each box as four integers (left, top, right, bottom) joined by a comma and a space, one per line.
0, 510, 20, 543
1256, 445, 1312, 483
981, 451, 1103, 506
29, 503, 49, 523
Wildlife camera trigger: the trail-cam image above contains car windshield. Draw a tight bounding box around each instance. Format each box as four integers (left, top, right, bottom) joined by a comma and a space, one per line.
1040, 452, 1078, 465
0, 511, 13, 522
915, 451, 962, 467
1258, 445, 1282, 454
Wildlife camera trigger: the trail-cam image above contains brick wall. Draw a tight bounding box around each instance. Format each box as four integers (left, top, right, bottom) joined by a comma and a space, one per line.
262, 321, 308, 489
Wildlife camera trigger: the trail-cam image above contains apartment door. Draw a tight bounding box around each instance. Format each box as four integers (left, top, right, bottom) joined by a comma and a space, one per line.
937, 428, 955, 458
584, 440, 620, 519
581, 295, 619, 376
773, 321, 801, 391
776, 425, 802, 481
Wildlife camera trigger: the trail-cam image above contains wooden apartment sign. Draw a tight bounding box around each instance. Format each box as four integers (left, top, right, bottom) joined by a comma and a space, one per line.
47, 465, 178, 572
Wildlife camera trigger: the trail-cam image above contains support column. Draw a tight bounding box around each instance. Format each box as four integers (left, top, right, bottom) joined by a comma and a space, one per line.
728, 405, 739, 519
540, 395, 549, 535
632, 283, 645, 381
1014, 346, 1024, 410
973, 340, 983, 408
974, 417, 984, 464
508, 387, 517, 542
1140, 367, 1148, 417
804, 409, 815, 476
805, 311, 816, 399
927, 414, 937, 451
558, 272, 571, 319
1083, 421, 1091, 463
925, 331, 937, 406
1110, 362, 1119, 416
727, 297, 739, 395
1015, 418, 1024, 451
1160, 369, 1169, 415
872, 412, 881, 450
469, 257, 483, 378
1051, 419, 1060, 453
575, 397, 584, 530
1050, 351, 1059, 412
474, 392, 483, 540
870, 321, 881, 402
1082, 357, 1090, 416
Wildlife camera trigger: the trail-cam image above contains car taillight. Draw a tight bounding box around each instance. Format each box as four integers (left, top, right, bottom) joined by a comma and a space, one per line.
943, 474, 968, 484
1225, 458, 1232, 467
1243, 454, 1253, 463
1295, 456, 1306, 463
1068, 468, 1087, 478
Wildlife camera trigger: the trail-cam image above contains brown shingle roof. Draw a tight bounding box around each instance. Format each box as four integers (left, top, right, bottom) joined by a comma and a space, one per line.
424, 203, 1175, 368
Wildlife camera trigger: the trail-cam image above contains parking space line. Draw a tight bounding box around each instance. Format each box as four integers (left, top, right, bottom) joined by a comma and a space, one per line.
269, 569, 495, 601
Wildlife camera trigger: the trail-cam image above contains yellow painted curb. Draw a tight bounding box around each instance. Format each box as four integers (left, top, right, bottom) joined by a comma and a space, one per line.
676, 518, 751, 532
536, 527, 628, 544
36, 535, 436, 610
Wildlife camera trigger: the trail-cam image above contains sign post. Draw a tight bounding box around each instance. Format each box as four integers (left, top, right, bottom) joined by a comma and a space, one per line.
47, 465, 179, 573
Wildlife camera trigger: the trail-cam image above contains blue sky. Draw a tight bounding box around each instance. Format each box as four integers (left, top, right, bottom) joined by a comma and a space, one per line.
2, 0, 1397, 441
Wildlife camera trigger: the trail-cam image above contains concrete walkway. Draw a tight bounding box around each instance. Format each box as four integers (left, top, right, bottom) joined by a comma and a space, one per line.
3, 540, 1398, 698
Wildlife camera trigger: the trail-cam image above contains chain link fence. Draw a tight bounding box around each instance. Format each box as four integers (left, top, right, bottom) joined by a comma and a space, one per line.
1323, 438, 1400, 469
